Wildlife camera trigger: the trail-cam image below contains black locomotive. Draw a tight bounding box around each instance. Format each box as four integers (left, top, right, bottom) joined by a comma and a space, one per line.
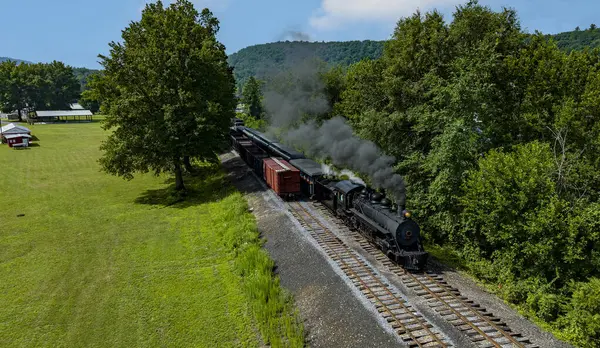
315, 178, 428, 270
229, 119, 429, 271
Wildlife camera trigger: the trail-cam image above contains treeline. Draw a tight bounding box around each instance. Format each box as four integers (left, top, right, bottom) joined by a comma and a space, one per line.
228, 40, 384, 89
0, 61, 81, 120
260, 1, 600, 346
551, 26, 600, 52
229, 27, 600, 93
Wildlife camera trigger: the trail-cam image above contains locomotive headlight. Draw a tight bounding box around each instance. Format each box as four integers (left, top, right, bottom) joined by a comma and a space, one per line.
403, 210, 412, 218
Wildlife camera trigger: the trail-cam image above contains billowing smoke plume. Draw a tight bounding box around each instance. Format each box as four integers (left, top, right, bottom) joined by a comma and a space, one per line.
264, 60, 329, 129
279, 30, 312, 42
285, 118, 406, 208
264, 62, 407, 208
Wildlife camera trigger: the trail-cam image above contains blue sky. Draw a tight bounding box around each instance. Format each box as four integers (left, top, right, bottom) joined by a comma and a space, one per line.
1, 0, 598, 69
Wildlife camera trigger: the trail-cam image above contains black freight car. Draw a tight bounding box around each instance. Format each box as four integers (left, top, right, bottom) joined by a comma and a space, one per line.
289, 158, 324, 198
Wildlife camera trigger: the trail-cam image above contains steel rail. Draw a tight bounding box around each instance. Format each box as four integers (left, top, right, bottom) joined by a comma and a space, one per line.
289, 201, 449, 347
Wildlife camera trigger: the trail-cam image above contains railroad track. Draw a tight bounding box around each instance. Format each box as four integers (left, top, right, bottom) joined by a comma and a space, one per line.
309, 202, 538, 348
288, 201, 451, 347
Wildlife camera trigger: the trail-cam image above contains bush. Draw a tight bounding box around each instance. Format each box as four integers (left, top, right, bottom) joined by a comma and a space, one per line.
559, 278, 600, 347
460, 141, 557, 257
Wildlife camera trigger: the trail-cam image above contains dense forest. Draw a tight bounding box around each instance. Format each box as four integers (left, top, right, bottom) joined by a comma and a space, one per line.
228, 40, 384, 88
245, 2, 600, 347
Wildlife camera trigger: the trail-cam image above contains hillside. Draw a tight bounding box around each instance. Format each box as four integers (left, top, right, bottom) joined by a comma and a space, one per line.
73, 67, 101, 92
228, 40, 384, 87
550, 27, 600, 51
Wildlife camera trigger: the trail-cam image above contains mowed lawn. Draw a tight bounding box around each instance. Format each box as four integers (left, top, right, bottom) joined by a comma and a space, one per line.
0, 122, 270, 347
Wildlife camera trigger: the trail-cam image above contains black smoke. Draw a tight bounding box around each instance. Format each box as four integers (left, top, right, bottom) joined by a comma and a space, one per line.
278, 30, 312, 42
264, 62, 407, 208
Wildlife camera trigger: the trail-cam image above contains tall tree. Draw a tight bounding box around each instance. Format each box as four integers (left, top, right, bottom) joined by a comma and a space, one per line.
93, 0, 235, 191
241, 76, 263, 119
44, 61, 80, 109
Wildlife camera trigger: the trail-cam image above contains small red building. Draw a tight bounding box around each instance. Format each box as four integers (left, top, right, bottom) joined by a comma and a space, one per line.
4, 133, 32, 147
1, 123, 32, 147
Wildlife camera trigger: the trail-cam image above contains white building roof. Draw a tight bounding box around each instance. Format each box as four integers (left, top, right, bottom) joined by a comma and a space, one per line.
4, 133, 32, 139
1, 123, 30, 134
36, 110, 93, 117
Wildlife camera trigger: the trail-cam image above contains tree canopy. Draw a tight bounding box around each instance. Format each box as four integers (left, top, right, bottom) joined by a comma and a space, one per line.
92, 0, 235, 191
0, 60, 80, 120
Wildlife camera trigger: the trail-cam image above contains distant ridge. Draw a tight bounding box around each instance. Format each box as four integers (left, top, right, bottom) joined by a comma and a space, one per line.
0, 57, 32, 64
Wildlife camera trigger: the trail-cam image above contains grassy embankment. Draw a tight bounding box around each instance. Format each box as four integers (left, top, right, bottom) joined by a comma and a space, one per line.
0, 120, 303, 347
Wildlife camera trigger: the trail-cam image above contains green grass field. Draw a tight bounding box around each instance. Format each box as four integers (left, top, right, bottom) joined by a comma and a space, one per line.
0, 121, 303, 347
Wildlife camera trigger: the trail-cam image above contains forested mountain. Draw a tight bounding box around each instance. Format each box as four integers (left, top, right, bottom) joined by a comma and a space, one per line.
228, 40, 384, 87
3, 26, 600, 91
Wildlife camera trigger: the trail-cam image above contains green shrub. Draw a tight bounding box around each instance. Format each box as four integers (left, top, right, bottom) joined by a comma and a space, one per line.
460, 141, 557, 255
559, 278, 600, 347
527, 291, 565, 322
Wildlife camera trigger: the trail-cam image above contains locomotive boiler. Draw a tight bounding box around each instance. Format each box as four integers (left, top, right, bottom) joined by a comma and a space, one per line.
315, 179, 428, 270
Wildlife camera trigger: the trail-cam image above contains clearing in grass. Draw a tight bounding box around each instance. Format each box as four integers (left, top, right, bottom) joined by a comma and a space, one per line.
0, 121, 303, 347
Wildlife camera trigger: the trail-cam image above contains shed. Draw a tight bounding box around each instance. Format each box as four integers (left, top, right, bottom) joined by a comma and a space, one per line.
35, 110, 93, 123
4, 133, 32, 147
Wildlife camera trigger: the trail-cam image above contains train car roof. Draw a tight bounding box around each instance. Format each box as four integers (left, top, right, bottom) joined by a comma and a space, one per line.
289, 159, 323, 176
334, 180, 365, 194
241, 127, 276, 143
269, 142, 305, 160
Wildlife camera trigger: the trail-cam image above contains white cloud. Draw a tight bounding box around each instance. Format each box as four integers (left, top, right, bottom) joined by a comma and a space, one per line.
309, 0, 461, 30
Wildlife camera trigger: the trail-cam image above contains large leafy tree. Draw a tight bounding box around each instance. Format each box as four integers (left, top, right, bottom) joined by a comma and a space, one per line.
44, 61, 80, 109
94, 0, 235, 191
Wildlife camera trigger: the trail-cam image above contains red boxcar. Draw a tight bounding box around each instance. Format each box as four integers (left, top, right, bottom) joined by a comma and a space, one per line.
263, 158, 301, 198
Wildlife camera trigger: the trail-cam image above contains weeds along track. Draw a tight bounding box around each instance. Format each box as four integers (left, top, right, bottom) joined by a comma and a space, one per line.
310, 202, 538, 348
288, 201, 451, 348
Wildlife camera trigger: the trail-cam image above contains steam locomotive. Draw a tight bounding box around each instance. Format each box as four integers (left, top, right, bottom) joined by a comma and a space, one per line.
230, 119, 428, 270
